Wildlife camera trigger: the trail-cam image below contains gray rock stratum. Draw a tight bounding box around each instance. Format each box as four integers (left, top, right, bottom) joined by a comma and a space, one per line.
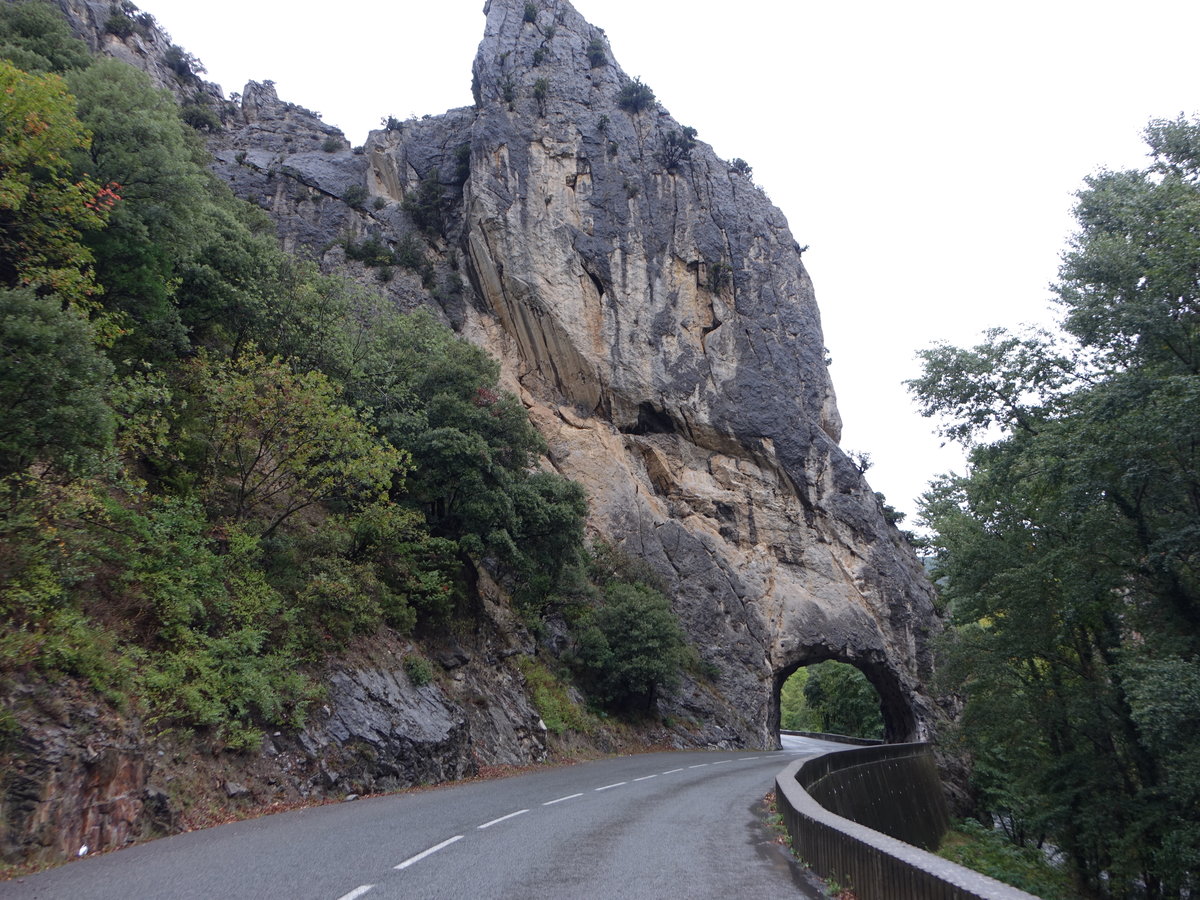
209, 0, 943, 747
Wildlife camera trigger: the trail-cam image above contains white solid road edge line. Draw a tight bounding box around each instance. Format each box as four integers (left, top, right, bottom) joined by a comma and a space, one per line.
594, 781, 627, 791
543, 792, 584, 806
394, 835, 464, 870
335, 887, 374, 900
478, 809, 530, 830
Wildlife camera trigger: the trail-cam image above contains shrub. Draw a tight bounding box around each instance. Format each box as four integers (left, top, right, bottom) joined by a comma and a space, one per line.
402, 169, 446, 236
372, 196, 387, 210
587, 36, 606, 68
574, 581, 686, 712
517, 656, 593, 734
343, 184, 368, 209
453, 142, 471, 185
729, 157, 753, 178
105, 12, 134, 38
616, 77, 654, 114
533, 77, 549, 117
180, 104, 221, 132
381, 115, 402, 132
404, 655, 433, 687
938, 820, 1074, 899
659, 126, 697, 171
523, 2, 537, 23
532, 48, 545, 67
163, 44, 204, 81
322, 136, 342, 152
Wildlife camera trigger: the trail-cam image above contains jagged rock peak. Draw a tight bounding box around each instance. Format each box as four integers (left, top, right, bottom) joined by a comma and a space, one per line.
464, 0, 842, 452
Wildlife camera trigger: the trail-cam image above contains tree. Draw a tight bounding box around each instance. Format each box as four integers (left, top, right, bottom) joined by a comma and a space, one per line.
575, 581, 686, 711
178, 351, 406, 537
0, 0, 92, 75
0, 60, 112, 308
67, 59, 212, 357
803, 661, 884, 739
909, 115, 1200, 897
0, 288, 113, 476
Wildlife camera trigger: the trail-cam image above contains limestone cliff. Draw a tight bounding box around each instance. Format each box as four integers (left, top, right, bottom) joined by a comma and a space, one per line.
203, 0, 942, 747
7, 0, 944, 864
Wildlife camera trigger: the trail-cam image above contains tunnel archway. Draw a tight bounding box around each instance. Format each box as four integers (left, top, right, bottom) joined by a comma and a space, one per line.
770, 650, 918, 745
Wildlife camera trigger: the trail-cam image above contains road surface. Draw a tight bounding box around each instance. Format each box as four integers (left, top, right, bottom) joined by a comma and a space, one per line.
1, 735, 845, 899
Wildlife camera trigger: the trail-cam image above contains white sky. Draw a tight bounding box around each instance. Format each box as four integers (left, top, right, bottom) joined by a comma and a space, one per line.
145, 0, 1200, 522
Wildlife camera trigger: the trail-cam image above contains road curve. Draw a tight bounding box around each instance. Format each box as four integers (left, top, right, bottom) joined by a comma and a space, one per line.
1, 735, 845, 900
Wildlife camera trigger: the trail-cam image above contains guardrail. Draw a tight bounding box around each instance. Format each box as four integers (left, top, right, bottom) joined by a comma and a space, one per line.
775, 743, 1041, 900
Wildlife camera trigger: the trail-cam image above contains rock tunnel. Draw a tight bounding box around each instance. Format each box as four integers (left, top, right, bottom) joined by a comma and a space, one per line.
769, 649, 921, 745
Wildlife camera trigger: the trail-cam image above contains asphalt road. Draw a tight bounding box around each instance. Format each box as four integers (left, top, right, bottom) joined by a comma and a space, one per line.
1, 735, 844, 900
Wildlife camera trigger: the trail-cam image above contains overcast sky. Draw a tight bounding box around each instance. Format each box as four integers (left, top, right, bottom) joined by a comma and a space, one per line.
145, 0, 1199, 522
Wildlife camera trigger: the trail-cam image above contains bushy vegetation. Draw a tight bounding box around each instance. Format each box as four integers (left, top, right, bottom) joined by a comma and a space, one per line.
616, 77, 654, 114
778, 662, 883, 739
938, 820, 1074, 900
911, 116, 1200, 897
658, 126, 697, 171
586, 36, 606, 68
0, 1, 693, 756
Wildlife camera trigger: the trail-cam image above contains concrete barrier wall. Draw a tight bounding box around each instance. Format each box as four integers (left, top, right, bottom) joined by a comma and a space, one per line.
775, 745, 1041, 900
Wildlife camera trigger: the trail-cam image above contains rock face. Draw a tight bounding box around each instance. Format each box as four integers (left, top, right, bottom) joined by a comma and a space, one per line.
33, 0, 942, 823
203, 0, 942, 746
459, 0, 940, 745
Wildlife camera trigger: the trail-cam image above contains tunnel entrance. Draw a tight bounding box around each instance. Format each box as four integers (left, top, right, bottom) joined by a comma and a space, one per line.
770, 653, 918, 744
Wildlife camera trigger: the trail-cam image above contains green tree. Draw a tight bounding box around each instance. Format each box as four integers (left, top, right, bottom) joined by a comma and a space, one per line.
909, 115, 1200, 897
176, 350, 406, 537
575, 580, 686, 711
0, 0, 91, 75
801, 661, 884, 739
0, 60, 111, 308
66, 59, 205, 355
779, 667, 822, 731
0, 288, 113, 476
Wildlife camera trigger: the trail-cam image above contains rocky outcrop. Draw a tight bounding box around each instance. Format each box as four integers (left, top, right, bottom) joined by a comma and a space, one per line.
457, 0, 939, 747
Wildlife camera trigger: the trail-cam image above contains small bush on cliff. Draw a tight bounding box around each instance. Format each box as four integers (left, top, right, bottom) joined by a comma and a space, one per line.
617, 77, 655, 114
404, 655, 434, 686
523, 2, 537, 24
729, 157, 753, 178
574, 581, 686, 713
659, 126, 697, 171
586, 36, 606, 68
402, 168, 446, 236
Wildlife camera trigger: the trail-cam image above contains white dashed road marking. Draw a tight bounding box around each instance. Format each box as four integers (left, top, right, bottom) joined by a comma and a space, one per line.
543, 792, 583, 806
336, 887, 374, 900
633, 774, 658, 782
395, 835, 463, 870
478, 809, 529, 830
595, 781, 627, 792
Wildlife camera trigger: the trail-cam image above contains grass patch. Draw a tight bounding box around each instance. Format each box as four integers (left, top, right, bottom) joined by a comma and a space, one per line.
515, 655, 595, 735
938, 819, 1074, 899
